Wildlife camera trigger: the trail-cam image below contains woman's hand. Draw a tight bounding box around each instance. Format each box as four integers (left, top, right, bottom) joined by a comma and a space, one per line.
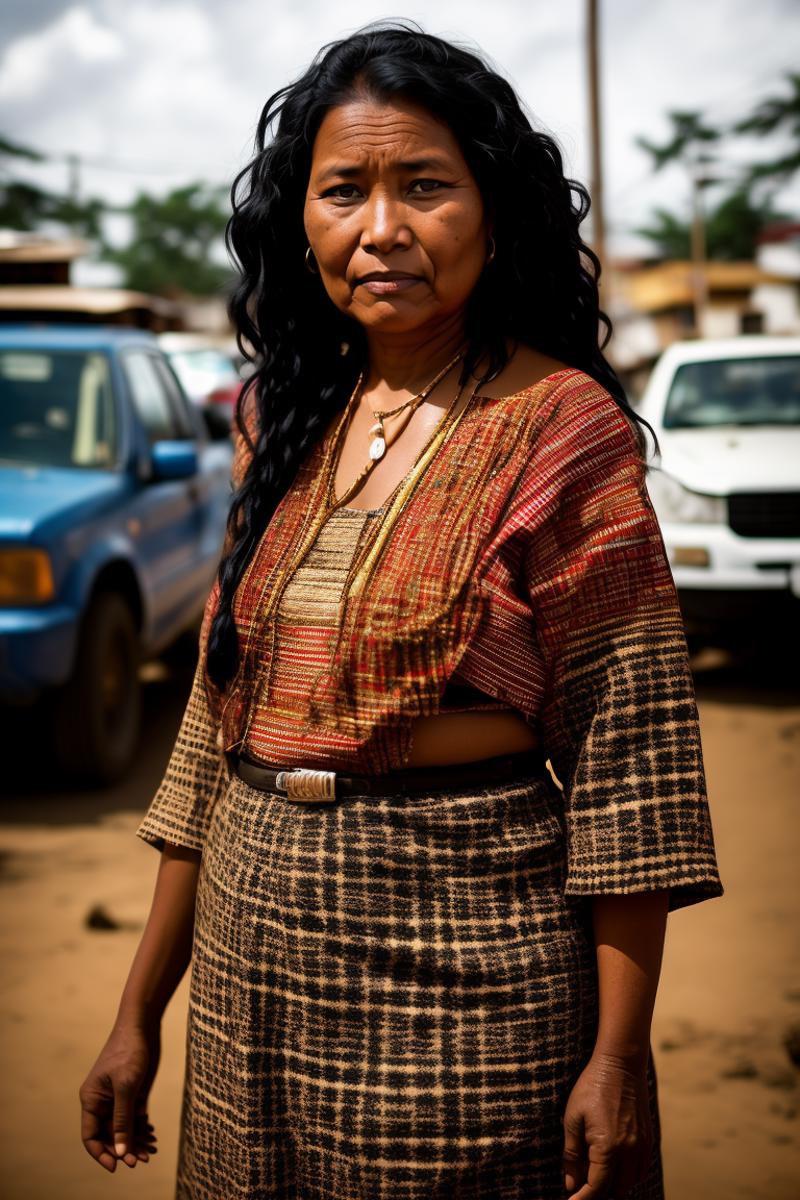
79, 1022, 160, 1172
561, 1051, 653, 1199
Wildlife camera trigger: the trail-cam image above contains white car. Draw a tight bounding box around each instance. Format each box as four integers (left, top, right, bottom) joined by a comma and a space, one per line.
157, 332, 250, 440
637, 336, 800, 634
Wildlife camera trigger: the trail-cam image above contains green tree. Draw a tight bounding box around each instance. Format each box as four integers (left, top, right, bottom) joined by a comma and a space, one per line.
0, 134, 104, 237
631, 208, 691, 260
634, 186, 789, 261
634, 110, 724, 260
0, 133, 44, 163
102, 183, 233, 296
1, 136, 233, 298
635, 110, 722, 171
633, 88, 797, 261
732, 70, 800, 187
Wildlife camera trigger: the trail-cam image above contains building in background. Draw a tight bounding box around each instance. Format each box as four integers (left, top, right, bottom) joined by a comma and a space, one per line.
751, 221, 800, 337
0, 231, 184, 331
4, 228, 799, 389
606, 222, 800, 399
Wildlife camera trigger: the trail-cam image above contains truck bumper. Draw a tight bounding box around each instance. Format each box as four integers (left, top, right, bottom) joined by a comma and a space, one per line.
0, 606, 79, 702
659, 521, 800, 632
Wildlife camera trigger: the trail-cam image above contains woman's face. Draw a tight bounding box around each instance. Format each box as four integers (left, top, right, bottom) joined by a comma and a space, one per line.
303, 94, 491, 338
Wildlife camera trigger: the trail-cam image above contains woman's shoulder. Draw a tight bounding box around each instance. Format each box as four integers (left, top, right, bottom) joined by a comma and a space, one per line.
474, 348, 647, 506
472, 344, 576, 401
474, 345, 629, 439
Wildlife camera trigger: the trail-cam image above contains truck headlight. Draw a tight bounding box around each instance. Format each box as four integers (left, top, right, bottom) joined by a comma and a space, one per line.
0, 548, 55, 604
646, 471, 726, 524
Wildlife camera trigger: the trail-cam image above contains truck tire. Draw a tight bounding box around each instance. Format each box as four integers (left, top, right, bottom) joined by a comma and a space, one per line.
52, 590, 142, 786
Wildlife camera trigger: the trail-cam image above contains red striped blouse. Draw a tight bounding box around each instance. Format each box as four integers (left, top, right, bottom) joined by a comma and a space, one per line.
137, 367, 724, 913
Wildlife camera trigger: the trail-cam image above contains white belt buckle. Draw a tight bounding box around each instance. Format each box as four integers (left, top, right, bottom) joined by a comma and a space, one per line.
275, 767, 337, 802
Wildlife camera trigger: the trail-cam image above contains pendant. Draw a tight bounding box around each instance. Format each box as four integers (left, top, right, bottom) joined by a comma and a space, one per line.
368, 418, 385, 461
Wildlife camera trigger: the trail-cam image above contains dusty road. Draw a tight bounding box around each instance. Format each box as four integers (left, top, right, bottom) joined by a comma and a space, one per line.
0, 647, 798, 1200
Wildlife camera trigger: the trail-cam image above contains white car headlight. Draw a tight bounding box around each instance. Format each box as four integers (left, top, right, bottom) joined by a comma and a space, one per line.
646, 471, 726, 524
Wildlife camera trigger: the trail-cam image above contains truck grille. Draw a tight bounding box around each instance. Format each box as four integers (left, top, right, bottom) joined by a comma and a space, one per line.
728, 493, 800, 538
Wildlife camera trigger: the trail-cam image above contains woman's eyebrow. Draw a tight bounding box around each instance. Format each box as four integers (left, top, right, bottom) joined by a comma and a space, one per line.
315, 156, 454, 182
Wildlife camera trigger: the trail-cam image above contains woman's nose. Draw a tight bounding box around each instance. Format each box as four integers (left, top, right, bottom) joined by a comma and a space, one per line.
360, 192, 413, 253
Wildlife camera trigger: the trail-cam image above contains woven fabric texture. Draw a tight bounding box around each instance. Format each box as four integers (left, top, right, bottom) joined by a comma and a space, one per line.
133, 368, 725, 1197
138, 369, 723, 915
236, 503, 512, 770
174, 768, 665, 1200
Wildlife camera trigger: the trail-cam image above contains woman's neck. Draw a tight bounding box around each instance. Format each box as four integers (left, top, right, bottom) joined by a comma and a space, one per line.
363, 320, 467, 402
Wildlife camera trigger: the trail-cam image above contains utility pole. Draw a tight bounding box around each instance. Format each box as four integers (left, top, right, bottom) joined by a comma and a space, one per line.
586, 0, 606, 291
67, 152, 81, 206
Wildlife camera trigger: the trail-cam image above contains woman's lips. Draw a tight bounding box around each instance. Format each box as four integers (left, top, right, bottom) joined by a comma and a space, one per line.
356, 275, 424, 295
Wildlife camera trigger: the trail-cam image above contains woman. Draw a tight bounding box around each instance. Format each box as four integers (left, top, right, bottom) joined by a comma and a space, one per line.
80, 23, 723, 1200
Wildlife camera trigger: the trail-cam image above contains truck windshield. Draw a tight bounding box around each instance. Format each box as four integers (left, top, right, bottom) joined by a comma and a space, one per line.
663, 355, 800, 429
0, 349, 117, 468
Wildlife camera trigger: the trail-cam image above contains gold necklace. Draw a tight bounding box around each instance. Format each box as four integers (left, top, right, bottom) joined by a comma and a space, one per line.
328, 346, 467, 511
221, 365, 474, 752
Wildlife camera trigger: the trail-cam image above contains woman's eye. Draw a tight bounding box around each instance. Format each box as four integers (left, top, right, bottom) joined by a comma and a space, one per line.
409, 179, 445, 194
324, 184, 361, 200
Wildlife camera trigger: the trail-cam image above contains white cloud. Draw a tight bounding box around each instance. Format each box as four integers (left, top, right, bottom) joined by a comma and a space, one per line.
0, 6, 124, 101
0, 0, 797, 258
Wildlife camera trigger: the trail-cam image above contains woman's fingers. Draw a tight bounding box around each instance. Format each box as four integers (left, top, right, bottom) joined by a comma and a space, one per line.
564, 1140, 650, 1199
80, 1029, 159, 1170
568, 1154, 615, 1199
134, 1109, 158, 1145
562, 1109, 588, 1194
562, 1058, 653, 1199
111, 1076, 141, 1167
562, 1145, 587, 1194
612, 1133, 652, 1196
131, 1108, 158, 1162
80, 1098, 117, 1173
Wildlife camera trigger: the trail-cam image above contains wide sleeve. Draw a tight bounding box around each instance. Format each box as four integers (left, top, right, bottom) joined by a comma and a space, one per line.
135, 585, 229, 852
136, 384, 259, 853
520, 378, 724, 914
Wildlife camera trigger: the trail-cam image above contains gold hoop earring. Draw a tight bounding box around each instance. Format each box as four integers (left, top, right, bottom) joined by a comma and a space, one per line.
486, 236, 496, 265
305, 246, 319, 274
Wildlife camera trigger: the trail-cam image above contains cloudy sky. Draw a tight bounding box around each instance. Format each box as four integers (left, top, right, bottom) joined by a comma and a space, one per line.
2, 0, 798, 279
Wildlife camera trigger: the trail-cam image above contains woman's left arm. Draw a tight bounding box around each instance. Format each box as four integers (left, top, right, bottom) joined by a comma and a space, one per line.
516, 376, 725, 1197
562, 889, 670, 1200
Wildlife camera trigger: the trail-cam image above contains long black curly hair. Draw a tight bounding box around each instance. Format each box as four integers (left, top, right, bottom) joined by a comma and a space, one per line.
206, 19, 650, 693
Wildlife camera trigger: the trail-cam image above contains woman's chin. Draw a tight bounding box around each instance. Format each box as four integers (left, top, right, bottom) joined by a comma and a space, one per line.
346, 299, 448, 337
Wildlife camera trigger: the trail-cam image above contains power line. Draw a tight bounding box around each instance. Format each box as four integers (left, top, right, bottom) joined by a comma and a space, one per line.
2, 138, 238, 182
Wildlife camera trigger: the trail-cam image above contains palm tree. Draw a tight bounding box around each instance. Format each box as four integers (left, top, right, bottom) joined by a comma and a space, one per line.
635, 112, 725, 330
731, 71, 800, 186
635, 111, 722, 172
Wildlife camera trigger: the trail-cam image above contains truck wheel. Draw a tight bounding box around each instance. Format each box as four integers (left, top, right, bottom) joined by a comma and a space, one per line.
52, 591, 141, 786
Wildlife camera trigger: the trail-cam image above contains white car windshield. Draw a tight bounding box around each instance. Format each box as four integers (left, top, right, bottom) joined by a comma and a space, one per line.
0, 349, 117, 468
663, 356, 800, 429
167, 349, 239, 396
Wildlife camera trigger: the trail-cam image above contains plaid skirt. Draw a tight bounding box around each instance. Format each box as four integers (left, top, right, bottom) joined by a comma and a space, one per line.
176, 765, 665, 1199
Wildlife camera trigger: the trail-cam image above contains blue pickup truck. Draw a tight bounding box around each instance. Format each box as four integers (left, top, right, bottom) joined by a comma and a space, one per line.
0, 325, 235, 784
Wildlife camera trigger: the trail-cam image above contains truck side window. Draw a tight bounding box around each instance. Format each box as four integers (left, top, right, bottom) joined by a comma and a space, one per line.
123, 352, 179, 443
152, 356, 199, 441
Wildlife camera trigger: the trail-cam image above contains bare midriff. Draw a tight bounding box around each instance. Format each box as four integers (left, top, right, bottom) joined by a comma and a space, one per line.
402, 709, 541, 767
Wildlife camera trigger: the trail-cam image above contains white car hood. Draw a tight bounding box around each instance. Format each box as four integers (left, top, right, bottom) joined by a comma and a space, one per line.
656, 427, 800, 495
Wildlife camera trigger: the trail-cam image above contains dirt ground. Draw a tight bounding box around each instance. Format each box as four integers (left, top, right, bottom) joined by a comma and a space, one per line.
0, 648, 798, 1199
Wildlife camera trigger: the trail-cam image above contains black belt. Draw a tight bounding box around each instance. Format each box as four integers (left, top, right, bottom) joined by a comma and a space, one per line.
227, 747, 547, 803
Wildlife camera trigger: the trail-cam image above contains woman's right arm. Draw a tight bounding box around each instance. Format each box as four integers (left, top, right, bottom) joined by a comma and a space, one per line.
82, 385, 261, 1172
79, 841, 201, 1173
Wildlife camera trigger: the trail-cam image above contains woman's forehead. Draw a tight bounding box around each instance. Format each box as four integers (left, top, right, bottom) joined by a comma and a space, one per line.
310, 96, 465, 167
